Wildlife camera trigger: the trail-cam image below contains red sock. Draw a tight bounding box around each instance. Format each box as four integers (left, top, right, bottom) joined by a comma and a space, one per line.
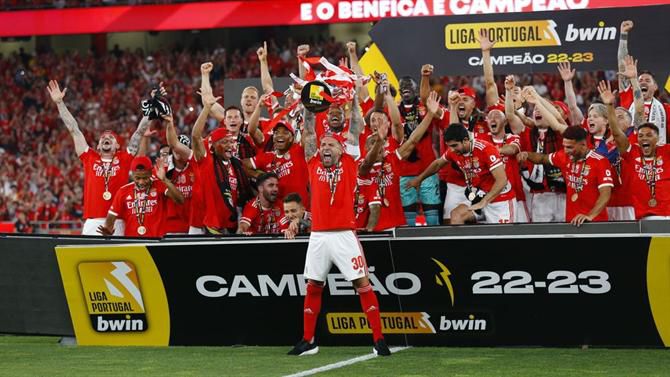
357, 284, 383, 342
303, 281, 323, 342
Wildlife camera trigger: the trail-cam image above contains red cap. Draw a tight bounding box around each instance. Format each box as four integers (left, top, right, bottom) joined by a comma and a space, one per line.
552, 101, 571, 120
209, 127, 231, 143
273, 121, 295, 134
130, 156, 153, 172
487, 103, 505, 114
319, 132, 346, 146
458, 86, 476, 100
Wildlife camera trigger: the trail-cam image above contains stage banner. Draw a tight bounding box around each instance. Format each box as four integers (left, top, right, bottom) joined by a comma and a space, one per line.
363, 5, 670, 88
55, 236, 670, 346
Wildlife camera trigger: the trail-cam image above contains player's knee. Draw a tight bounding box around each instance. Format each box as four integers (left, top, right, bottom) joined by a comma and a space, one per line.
352, 276, 369, 289
450, 205, 469, 224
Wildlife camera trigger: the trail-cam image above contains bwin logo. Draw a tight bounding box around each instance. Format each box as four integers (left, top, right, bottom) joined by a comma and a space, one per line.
565, 21, 617, 42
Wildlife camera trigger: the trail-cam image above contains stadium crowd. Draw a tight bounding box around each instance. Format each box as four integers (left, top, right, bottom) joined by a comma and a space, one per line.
2, 20, 669, 235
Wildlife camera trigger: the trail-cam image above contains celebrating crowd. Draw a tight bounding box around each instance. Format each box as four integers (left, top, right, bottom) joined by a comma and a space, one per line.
2, 19, 669, 236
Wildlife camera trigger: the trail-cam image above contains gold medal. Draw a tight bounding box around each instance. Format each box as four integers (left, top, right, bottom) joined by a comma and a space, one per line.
571, 193, 579, 202
102, 191, 112, 201
383, 198, 390, 207
137, 226, 147, 235
649, 198, 657, 207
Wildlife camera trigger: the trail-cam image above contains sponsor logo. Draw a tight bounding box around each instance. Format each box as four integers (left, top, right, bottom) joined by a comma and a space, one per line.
439, 313, 489, 332
327, 312, 436, 334
565, 21, 616, 42
432, 258, 455, 307
446, 20, 561, 50
196, 266, 421, 298
78, 261, 147, 332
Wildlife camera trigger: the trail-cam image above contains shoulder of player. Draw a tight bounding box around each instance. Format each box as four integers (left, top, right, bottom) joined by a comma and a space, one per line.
587, 150, 608, 162
473, 139, 497, 153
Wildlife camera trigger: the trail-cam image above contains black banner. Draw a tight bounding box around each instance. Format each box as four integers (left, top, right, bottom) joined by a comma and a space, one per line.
146, 236, 666, 346
369, 5, 670, 81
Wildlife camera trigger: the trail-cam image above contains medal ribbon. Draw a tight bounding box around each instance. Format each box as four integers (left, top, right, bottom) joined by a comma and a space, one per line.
326, 162, 341, 206
573, 158, 588, 194
645, 156, 657, 202
133, 181, 151, 228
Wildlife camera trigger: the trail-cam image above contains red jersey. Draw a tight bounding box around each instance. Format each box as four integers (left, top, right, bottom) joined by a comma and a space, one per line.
397, 101, 437, 177
354, 176, 380, 230
108, 179, 168, 237
164, 153, 199, 234
358, 150, 407, 230
439, 116, 489, 185
484, 133, 525, 201
80, 148, 133, 219
441, 139, 515, 203
308, 153, 358, 231
548, 150, 614, 222
251, 143, 309, 204
279, 211, 312, 233
620, 144, 670, 218
240, 198, 282, 234
197, 150, 239, 231
315, 113, 350, 141
619, 87, 670, 143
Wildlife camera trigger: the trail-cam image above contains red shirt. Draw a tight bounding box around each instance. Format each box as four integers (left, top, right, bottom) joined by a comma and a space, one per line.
165, 154, 199, 234
80, 148, 133, 219
308, 153, 358, 231
108, 179, 169, 237
439, 117, 489, 185
483, 133, 525, 201
548, 150, 614, 222
397, 100, 437, 177
197, 150, 239, 231
441, 139, 515, 203
354, 175, 380, 230
240, 198, 283, 234
619, 87, 670, 142
279, 211, 312, 232
358, 150, 407, 230
315, 113, 350, 141
620, 144, 670, 218
251, 143, 309, 205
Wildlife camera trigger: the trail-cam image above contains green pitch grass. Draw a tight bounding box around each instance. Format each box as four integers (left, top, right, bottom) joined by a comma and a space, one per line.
1, 335, 669, 377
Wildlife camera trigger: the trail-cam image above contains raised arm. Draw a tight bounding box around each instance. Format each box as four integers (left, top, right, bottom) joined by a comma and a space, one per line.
47, 80, 88, 156
617, 21, 634, 92
478, 29, 499, 107
618, 54, 645, 126
192, 91, 221, 161
447, 90, 460, 124
247, 94, 268, 146
523, 86, 567, 134
557, 62, 584, 126
358, 124, 386, 176
598, 80, 629, 154
164, 114, 191, 161
200, 62, 225, 122
346, 41, 370, 103
297, 44, 310, 80
257, 41, 278, 108
347, 92, 364, 146
504, 75, 525, 135
127, 115, 151, 156
419, 64, 433, 104
156, 158, 184, 204
398, 91, 439, 160
302, 109, 317, 159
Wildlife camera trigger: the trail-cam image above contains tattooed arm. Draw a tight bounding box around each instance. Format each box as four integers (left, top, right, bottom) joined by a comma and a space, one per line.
47, 80, 88, 156
302, 109, 317, 160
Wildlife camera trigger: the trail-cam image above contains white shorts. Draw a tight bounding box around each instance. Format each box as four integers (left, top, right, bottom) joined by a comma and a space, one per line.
642, 215, 670, 220
304, 230, 367, 282
188, 226, 205, 235
529, 192, 566, 223
515, 200, 530, 223
444, 183, 468, 220
607, 206, 635, 221
82, 218, 125, 236
474, 199, 515, 224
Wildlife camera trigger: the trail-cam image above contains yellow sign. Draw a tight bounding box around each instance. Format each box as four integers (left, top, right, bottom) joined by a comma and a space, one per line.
647, 237, 670, 347
326, 312, 436, 334
309, 84, 324, 101
445, 20, 561, 50
55, 244, 170, 346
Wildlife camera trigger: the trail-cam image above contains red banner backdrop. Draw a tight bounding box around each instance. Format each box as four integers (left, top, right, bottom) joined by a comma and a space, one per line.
1, 0, 669, 37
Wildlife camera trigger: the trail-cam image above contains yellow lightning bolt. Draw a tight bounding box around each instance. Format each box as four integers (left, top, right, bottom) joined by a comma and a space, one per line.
431, 258, 455, 307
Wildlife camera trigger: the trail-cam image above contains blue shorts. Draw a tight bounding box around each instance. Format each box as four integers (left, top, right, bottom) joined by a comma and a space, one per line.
399, 174, 441, 207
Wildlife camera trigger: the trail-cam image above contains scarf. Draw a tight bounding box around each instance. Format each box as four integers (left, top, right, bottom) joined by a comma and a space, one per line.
523, 128, 565, 191
630, 98, 667, 144
213, 156, 254, 222
399, 98, 425, 163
